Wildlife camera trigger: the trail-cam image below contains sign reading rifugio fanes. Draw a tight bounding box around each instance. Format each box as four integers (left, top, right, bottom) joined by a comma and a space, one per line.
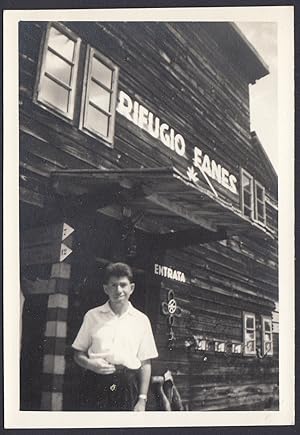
117, 91, 238, 196
117, 90, 186, 157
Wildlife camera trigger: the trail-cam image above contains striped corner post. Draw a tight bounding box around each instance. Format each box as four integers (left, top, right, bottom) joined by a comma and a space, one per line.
41, 262, 71, 411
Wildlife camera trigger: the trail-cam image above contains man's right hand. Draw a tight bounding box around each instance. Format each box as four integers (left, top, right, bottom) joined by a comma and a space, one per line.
74, 351, 116, 375
89, 357, 116, 375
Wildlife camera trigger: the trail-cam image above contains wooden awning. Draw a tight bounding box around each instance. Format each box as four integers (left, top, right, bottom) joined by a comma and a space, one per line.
51, 166, 277, 240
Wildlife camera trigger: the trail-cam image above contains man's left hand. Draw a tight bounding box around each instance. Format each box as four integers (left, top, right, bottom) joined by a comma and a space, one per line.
133, 398, 146, 412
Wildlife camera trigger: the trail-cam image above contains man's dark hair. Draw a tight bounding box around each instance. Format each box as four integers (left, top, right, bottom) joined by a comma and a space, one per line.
103, 262, 133, 284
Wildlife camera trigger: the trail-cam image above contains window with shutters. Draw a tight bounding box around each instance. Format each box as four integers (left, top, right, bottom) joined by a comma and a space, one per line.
241, 169, 254, 219
243, 312, 256, 356
261, 316, 273, 356
35, 23, 119, 146
254, 180, 266, 225
35, 23, 81, 119
240, 168, 266, 226
80, 46, 119, 143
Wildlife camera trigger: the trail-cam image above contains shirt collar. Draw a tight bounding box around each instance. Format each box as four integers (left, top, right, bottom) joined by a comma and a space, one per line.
99, 301, 136, 317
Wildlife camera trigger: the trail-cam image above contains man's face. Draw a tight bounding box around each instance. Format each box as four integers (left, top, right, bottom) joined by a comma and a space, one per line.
103, 276, 135, 304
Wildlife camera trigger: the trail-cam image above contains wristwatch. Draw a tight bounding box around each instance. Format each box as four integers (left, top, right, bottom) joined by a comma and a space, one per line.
138, 394, 147, 401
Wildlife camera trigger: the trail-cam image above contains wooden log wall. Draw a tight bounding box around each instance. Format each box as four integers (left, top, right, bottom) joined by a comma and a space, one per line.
19, 21, 279, 411
150, 236, 278, 410
19, 21, 277, 217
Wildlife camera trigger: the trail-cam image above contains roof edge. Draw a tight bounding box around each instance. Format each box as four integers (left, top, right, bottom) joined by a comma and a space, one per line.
230, 23, 270, 82
231, 23, 270, 72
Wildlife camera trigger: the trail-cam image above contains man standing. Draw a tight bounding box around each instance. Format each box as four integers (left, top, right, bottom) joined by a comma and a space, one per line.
72, 262, 158, 411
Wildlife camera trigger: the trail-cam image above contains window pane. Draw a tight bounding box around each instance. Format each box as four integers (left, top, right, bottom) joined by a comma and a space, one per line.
45, 50, 72, 84
244, 207, 252, 218
264, 321, 271, 332
86, 104, 109, 136
39, 76, 69, 112
91, 57, 113, 88
256, 185, 264, 201
246, 317, 254, 329
265, 343, 272, 352
246, 341, 254, 352
48, 26, 75, 61
257, 203, 265, 219
264, 333, 271, 342
242, 174, 252, 190
245, 332, 255, 341
89, 80, 111, 112
244, 191, 252, 207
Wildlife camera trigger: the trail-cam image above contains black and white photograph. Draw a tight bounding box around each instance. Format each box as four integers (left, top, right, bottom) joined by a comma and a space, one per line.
3, 5, 294, 429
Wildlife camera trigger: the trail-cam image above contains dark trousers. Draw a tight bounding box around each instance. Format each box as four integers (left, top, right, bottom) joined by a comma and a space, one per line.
80, 367, 139, 411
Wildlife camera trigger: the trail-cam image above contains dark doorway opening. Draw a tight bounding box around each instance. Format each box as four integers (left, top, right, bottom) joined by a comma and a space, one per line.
63, 212, 154, 410
20, 294, 48, 410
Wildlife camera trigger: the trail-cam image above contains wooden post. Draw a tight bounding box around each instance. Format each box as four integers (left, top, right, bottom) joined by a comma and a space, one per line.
40, 262, 71, 411
21, 222, 74, 411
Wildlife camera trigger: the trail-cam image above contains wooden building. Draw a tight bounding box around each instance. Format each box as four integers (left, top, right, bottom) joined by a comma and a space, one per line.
19, 21, 278, 411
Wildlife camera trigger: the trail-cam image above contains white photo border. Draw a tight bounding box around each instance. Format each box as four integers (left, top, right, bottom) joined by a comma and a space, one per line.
3, 5, 295, 428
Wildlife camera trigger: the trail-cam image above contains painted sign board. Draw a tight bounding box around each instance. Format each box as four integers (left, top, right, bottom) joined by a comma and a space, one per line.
117, 90, 238, 197
21, 243, 72, 265
117, 90, 186, 157
154, 263, 186, 283
22, 222, 74, 248
191, 147, 238, 195
22, 278, 57, 295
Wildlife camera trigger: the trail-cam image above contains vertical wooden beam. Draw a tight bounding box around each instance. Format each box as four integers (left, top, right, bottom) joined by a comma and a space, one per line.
40, 262, 71, 411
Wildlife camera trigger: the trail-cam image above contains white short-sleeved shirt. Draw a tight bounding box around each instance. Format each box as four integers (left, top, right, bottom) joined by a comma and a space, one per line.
72, 301, 158, 369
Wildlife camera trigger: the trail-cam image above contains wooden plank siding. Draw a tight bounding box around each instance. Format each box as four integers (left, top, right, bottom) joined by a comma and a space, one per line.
149, 236, 278, 410
19, 21, 277, 210
19, 21, 278, 411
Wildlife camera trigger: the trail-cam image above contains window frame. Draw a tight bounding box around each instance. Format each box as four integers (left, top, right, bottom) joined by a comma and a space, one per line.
254, 180, 266, 225
261, 315, 274, 356
79, 45, 119, 146
34, 22, 81, 121
243, 312, 256, 356
240, 168, 254, 220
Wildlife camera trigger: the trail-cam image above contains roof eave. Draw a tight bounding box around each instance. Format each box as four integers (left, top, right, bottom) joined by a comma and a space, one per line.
230, 22, 270, 83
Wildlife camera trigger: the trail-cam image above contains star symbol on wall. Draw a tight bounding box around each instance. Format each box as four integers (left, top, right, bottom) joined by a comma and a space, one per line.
186, 166, 199, 183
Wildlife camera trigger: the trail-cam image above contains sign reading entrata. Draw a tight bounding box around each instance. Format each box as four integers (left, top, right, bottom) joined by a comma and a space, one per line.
154, 264, 186, 283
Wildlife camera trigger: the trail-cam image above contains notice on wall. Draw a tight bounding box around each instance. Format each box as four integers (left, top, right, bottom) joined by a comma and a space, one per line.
117, 90, 186, 157
117, 90, 238, 197
154, 263, 186, 283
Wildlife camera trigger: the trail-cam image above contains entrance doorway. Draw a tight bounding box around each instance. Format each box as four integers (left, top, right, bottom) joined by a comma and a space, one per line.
63, 259, 149, 410
63, 212, 153, 410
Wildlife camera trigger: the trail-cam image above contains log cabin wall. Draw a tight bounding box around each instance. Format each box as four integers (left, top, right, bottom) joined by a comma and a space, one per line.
150, 235, 278, 410
19, 21, 275, 206
19, 21, 278, 411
